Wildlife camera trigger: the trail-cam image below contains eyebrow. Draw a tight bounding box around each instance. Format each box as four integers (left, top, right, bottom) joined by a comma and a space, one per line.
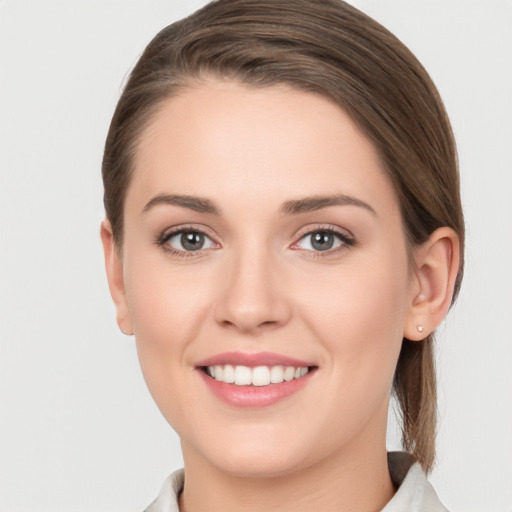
143, 194, 221, 215
280, 194, 376, 216
142, 193, 376, 216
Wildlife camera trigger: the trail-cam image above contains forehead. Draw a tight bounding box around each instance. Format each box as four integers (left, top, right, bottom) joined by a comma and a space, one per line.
128, 80, 398, 217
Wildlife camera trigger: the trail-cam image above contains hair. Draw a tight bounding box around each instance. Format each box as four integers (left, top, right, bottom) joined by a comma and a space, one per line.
102, 0, 464, 473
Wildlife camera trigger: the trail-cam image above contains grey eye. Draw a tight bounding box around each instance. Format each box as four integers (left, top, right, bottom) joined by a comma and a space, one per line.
167, 231, 215, 252
181, 232, 205, 251
297, 230, 345, 252
310, 232, 336, 251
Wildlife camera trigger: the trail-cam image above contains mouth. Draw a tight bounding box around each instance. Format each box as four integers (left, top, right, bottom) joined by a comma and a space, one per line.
195, 352, 317, 407
201, 364, 313, 387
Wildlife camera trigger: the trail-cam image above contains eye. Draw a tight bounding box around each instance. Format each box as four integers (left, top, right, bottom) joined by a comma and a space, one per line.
162, 229, 217, 253
293, 229, 354, 253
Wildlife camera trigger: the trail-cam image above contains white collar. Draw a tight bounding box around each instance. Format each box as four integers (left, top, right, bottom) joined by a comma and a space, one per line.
145, 452, 448, 512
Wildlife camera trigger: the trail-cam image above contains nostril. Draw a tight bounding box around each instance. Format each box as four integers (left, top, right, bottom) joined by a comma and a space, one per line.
213, 276, 292, 332
219, 317, 280, 332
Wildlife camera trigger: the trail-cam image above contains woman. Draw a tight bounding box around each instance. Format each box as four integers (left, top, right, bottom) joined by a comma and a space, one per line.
100, 0, 464, 510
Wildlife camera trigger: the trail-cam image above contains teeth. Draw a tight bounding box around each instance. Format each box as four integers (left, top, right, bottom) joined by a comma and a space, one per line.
205, 364, 310, 386
223, 364, 235, 383
252, 366, 271, 386
234, 365, 252, 385
214, 365, 223, 382
284, 366, 295, 381
270, 365, 284, 383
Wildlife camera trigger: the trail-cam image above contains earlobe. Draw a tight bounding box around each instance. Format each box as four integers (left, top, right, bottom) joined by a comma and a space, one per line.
404, 227, 460, 341
100, 219, 134, 336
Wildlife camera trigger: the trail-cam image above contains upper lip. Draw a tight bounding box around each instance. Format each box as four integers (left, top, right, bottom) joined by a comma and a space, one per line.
195, 351, 315, 368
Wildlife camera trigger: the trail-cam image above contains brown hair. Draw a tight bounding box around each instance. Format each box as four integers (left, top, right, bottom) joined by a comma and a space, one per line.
102, 0, 464, 473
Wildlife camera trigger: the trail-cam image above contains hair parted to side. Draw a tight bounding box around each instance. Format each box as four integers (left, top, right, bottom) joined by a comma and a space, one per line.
102, 0, 464, 473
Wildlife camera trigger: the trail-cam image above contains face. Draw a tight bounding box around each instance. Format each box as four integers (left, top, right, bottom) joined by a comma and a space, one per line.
110, 81, 419, 477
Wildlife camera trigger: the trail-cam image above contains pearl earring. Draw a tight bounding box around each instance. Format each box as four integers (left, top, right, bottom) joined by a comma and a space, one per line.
417, 325, 424, 333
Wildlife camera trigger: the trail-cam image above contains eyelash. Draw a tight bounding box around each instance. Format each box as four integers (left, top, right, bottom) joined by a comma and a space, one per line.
155, 225, 356, 258
291, 226, 357, 257
155, 225, 217, 258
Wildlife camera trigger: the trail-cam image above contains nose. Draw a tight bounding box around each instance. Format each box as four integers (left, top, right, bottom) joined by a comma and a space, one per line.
214, 247, 292, 334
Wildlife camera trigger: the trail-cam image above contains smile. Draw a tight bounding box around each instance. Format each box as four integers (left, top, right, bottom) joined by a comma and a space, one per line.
204, 365, 310, 387
196, 352, 316, 407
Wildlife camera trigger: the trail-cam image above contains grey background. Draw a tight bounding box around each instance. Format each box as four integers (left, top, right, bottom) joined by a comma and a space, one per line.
1, 0, 511, 510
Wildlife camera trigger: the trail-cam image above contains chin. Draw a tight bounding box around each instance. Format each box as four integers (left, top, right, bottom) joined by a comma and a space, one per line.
212, 451, 306, 479
189, 428, 318, 479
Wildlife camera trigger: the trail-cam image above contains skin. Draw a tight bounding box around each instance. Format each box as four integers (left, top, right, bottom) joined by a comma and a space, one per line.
102, 80, 459, 512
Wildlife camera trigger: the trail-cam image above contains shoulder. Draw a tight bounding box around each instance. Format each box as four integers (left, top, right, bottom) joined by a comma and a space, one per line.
143, 453, 448, 512
143, 469, 184, 512
383, 452, 449, 512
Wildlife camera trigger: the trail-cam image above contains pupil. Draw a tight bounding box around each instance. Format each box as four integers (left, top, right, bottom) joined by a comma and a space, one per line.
181, 232, 204, 251
311, 232, 334, 251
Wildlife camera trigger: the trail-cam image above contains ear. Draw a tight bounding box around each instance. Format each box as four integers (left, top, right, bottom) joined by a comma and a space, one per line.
404, 227, 460, 341
100, 219, 134, 335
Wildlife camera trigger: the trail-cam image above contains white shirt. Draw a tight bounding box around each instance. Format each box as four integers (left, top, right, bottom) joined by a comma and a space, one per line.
144, 452, 448, 512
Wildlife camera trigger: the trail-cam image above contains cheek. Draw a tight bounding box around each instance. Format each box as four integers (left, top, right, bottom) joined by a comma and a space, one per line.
122, 250, 213, 406
298, 250, 409, 392
285, 255, 409, 449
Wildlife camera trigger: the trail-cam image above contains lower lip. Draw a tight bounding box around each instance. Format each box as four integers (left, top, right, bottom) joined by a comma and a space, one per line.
197, 369, 314, 408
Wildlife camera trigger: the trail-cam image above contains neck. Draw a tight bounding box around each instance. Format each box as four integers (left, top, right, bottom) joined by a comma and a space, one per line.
178, 439, 394, 512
